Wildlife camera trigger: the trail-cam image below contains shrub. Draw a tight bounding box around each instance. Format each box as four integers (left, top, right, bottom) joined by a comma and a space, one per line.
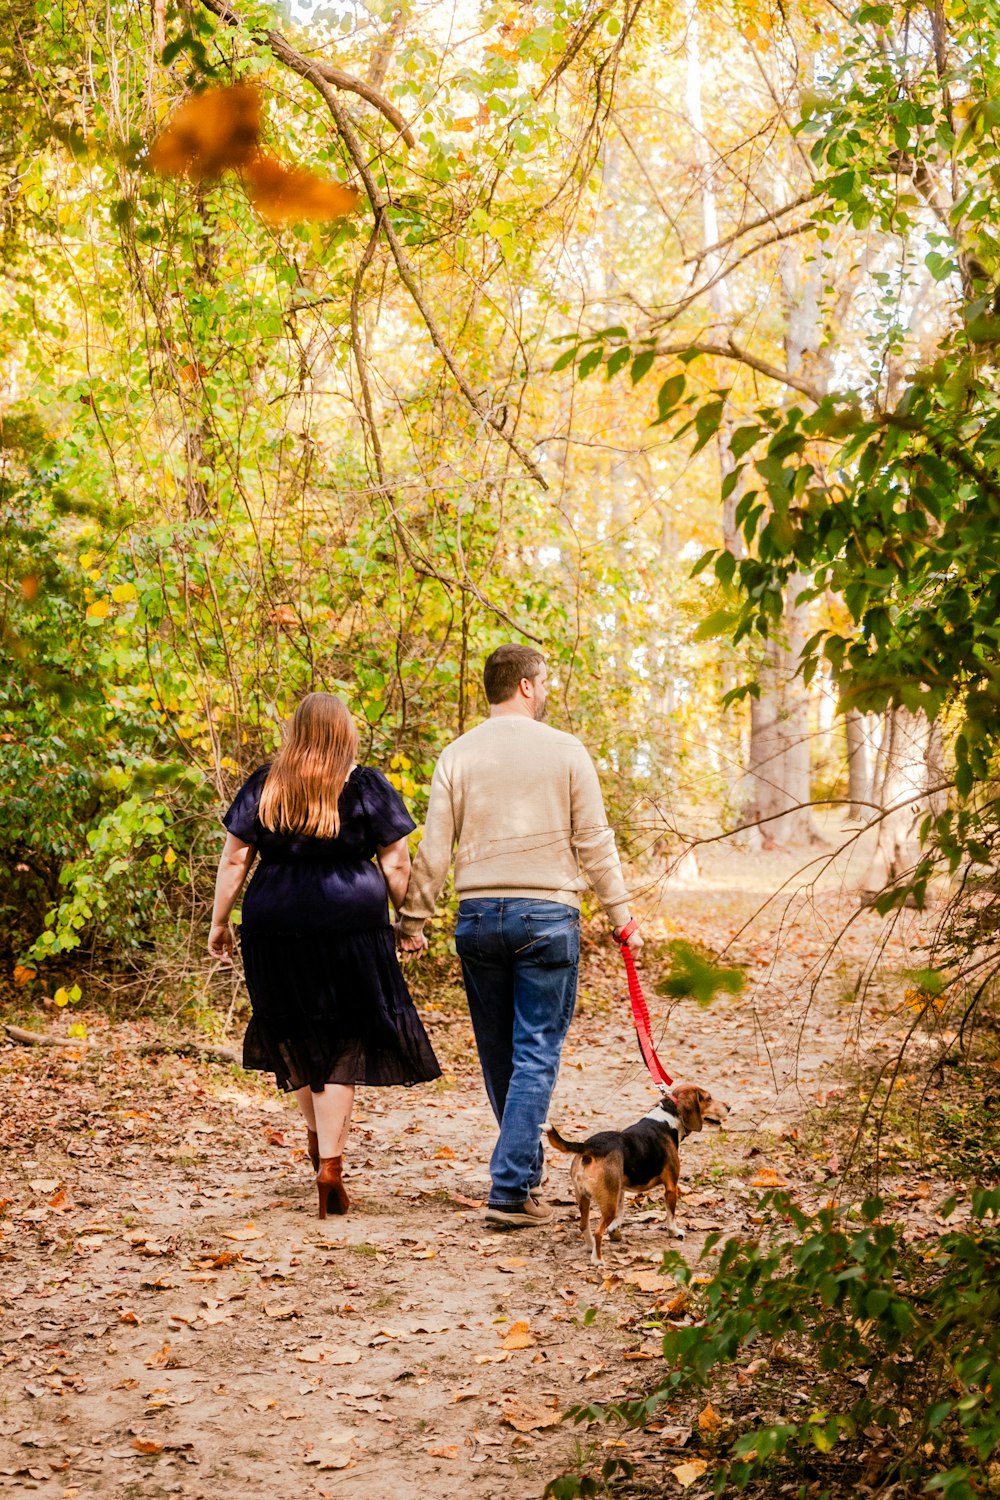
554, 1190, 1000, 1499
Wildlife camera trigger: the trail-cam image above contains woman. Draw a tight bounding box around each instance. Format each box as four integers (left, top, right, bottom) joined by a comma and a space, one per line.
208, 692, 440, 1217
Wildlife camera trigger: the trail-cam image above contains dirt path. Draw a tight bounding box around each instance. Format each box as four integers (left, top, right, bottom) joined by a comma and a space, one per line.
0, 836, 936, 1499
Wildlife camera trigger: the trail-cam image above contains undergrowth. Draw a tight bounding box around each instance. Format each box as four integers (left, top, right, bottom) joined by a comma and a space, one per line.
547, 1190, 1000, 1500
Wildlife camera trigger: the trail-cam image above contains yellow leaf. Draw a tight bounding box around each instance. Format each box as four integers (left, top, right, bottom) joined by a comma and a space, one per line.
86, 598, 110, 620
53, 986, 71, 1007
672, 1458, 709, 1488
67, 1021, 88, 1039
164, 848, 176, 867
112, 582, 137, 603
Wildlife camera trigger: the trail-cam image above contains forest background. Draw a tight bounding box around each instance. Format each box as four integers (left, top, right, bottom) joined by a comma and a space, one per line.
4, 0, 1000, 1494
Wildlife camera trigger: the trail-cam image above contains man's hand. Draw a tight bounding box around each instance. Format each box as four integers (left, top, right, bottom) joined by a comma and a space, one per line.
208, 919, 236, 964
397, 928, 429, 961
616, 923, 643, 952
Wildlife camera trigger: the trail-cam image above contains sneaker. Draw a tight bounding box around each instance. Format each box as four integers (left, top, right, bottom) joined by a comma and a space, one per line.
483, 1196, 554, 1228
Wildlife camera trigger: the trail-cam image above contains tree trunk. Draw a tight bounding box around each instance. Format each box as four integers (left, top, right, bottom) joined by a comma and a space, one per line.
860, 707, 932, 895
845, 708, 872, 821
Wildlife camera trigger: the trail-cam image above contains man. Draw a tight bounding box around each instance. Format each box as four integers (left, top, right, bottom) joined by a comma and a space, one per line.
398, 644, 642, 1227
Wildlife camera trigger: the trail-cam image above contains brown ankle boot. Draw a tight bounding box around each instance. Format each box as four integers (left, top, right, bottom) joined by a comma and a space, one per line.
316, 1156, 350, 1219
307, 1130, 320, 1172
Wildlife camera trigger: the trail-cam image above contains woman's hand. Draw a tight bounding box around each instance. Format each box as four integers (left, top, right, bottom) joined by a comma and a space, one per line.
208, 919, 236, 964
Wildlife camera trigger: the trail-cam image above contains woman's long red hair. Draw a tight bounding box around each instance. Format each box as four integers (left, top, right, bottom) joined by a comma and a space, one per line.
258, 693, 358, 839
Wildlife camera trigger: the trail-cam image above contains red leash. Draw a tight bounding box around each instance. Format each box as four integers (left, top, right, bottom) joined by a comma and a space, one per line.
618, 919, 674, 1089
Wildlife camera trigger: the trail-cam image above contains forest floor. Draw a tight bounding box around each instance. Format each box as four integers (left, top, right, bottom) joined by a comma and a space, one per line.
0, 823, 959, 1500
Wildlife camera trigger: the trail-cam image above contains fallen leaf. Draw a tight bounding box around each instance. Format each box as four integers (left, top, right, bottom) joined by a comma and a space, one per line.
447, 1191, 484, 1209
426, 1444, 460, 1459
131, 1439, 163, 1455
750, 1169, 788, 1188
304, 1451, 353, 1470
263, 1301, 300, 1320
625, 1269, 677, 1294
474, 1352, 509, 1365
220, 1224, 263, 1242
501, 1403, 561, 1433
118, 1311, 141, 1326
697, 1402, 722, 1434
144, 1344, 180, 1370
28, 1180, 60, 1194
672, 1458, 709, 1487
434, 1146, 456, 1159
500, 1319, 536, 1351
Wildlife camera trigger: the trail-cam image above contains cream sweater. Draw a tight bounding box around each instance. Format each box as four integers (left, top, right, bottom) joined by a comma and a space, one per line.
398, 716, 631, 935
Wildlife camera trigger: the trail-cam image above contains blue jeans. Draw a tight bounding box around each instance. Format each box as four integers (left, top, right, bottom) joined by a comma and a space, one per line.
455, 898, 580, 1208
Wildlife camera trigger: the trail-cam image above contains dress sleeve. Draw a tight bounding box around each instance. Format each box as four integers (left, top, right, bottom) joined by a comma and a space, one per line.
359, 768, 417, 846
222, 766, 268, 845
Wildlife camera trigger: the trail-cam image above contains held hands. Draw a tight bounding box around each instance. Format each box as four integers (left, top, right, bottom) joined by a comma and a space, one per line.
208, 919, 236, 964
396, 924, 429, 962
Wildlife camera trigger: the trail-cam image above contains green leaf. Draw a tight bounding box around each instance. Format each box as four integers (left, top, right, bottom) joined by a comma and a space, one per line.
630, 350, 656, 384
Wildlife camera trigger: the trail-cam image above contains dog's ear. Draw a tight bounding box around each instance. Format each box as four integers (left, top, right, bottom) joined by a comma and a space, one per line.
673, 1084, 705, 1135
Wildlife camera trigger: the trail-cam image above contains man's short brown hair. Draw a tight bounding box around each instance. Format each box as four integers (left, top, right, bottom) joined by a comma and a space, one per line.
483, 645, 546, 705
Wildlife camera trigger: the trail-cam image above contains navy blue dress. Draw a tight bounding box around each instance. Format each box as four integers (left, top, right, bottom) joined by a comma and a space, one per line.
223, 765, 441, 1093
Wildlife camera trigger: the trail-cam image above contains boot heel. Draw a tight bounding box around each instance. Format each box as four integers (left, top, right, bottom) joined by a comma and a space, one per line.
316, 1156, 349, 1218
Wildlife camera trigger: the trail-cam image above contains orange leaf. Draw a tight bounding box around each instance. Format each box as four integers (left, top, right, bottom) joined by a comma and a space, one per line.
144, 1343, 175, 1369
243, 150, 361, 225
132, 1439, 164, 1455
751, 1169, 788, 1188
697, 1401, 722, 1434
13, 964, 36, 986
118, 1310, 141, 1326
149, 84, 261, 180
500, 1319, 536, 1350
447, 1190, 484, 1209
426, 1445, 460, 1459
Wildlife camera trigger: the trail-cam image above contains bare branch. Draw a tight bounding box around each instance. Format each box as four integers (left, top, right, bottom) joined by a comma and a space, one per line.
312, 59, 415, 148
683, 188, 818, 264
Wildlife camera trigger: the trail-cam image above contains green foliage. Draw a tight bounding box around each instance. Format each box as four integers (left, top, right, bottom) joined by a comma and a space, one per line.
655, 940, 745, 1006
561, 1190, 1000, 1499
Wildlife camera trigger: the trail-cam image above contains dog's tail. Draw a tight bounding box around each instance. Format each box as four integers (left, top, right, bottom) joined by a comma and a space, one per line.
545, 1123, 588, 1156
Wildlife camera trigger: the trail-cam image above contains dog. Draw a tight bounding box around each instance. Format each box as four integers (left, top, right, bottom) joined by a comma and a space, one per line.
546, 1084, 729, 1265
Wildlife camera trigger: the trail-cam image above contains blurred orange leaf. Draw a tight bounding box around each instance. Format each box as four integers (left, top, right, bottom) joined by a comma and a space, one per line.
243, 151, 360, 225
149, 84, 260, 180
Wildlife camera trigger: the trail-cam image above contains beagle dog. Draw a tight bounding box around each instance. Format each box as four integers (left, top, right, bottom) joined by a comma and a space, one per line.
546, 1084, 729, 1265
